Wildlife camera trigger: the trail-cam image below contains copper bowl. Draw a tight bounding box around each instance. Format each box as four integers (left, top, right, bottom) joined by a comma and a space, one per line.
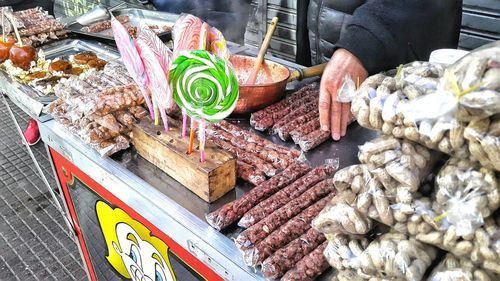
230, 55, 290, 114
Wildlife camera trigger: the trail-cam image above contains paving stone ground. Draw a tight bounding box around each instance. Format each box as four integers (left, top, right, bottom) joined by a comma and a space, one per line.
0, 97, 87, 281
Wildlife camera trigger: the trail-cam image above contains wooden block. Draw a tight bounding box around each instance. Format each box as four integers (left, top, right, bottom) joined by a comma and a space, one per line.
132, 117, 236, 202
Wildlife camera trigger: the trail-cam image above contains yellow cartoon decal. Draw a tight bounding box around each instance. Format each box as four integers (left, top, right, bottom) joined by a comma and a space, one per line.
96, 201, 176, 281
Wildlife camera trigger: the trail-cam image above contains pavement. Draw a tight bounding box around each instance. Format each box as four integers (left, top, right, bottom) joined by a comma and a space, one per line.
0, 97, 87, 281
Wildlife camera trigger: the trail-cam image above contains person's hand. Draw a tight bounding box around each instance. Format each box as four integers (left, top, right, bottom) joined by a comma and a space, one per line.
319, 48, 368, 140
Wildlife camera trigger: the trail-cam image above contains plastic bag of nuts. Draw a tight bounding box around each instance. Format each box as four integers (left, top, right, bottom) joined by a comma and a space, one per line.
313, 190, 375, 235
432, 158, 499, 236
325, 232, 438, 281
332, 163, 434, 230
463, 115, 500, 171
427, 253, 499, 281
440, 41, 500, 122
416, 216, 500, 274
351, 62, 472, 160
358, 136, 438, 193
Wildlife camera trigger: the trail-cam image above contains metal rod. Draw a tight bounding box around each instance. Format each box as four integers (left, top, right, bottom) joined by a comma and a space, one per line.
1, 94, 74, 234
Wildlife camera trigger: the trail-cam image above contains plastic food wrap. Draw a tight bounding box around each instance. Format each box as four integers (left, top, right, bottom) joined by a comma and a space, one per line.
463, 115, 500, 171
313, 190, 375, 235
215, 120, 301, 159
237, 161, 266, 186
205, 162, 310, 230
432, 158, 499, 236
352, 44, 500, 170
235, 179, 334, 251
250, 84, 316, 130
261, 228, 326, 279
238, 164, 337, 228
270, 100, 318, 134
323, 233, 369, 272
295, 129, 331, 152
325, 233, 437, 281
245, 194, 332, 267
358, 136, 437, 192
415, 214, 500, 274
274, 109, 319, 141
209, 137, 278, 176
441, 41, 500, 121
427, 253, 498, 281
281, 241, 330, 281
207, 125, 290, 170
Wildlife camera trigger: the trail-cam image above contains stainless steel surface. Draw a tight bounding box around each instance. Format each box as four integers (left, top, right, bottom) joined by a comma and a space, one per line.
67, 8, 178, 42
0, 39, 121, 117
75, 3, 126, 26
40, 108, 378, 280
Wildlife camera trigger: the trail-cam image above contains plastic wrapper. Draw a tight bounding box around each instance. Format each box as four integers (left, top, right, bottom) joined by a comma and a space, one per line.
209, 137, 278, 177
323, 233, 370, 272
358, 135, 437, 192
261, 228, 326, 279
332, 162, 436, 230
250, 84, 317, 131
245, 194, 333, 267
351, 63, 470, 159
325, 232, 437, 281
463, 115, 500, 171
415, 215, 500, 274
274, 109, 319, 141
427, 253, 499, 281
281, 241, 330, 281
313, 190, 375, 235
296, 129, 331, 152
215, 120, 301, 160
270, 99, 319, 135
237, 161, 266, 186
432, 158, 499, 236
205, 162, 310, 230
235, 179, 334, 251
441, 41, 500, 121
238, 164, 337, 228
207, 125, 291, 170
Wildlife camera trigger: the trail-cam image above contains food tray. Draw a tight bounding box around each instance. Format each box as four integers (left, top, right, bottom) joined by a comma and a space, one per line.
0, 39, 120, 117
66, 8, 178, 42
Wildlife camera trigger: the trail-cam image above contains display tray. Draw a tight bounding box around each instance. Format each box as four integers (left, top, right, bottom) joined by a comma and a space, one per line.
66, 8, 178, 42
0, 39, 120, 116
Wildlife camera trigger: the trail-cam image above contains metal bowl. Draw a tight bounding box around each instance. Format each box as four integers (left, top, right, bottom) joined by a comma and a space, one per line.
230, 55, 290, 114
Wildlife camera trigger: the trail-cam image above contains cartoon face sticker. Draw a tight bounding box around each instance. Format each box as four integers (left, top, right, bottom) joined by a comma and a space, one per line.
96, 201, 176, 281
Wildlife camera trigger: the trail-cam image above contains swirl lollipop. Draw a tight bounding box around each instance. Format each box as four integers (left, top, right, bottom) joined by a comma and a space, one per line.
170, 49, 239, 161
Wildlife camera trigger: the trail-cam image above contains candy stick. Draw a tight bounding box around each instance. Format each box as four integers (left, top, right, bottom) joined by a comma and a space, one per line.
188, 118, 196, 154
152, 97, 160, 125
198, 119, 206, 162
182, 109, 188, 138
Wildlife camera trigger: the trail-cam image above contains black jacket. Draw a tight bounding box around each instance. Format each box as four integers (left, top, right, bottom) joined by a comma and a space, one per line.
301, 0, 462, 74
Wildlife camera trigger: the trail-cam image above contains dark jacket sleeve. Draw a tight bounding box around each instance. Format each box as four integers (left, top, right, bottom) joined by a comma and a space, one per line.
336, 0, 462, 74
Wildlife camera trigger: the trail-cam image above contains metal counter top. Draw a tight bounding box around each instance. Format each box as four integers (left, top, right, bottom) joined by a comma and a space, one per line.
39, 111, 377, 280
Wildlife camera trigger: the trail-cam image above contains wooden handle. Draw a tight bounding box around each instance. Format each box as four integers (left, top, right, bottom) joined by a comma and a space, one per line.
246, 17, 279, 85
288, 63, 327, 82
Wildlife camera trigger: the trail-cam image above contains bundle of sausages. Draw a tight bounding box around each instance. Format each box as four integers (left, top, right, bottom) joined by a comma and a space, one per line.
250, 84, 330, 152
206, 120, 301, 185
206, 164, 338, 279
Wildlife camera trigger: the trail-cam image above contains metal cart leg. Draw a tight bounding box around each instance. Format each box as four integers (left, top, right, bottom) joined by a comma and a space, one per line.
1, 94, 74, 235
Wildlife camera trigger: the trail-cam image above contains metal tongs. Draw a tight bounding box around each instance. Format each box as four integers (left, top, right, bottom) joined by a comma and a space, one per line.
59, 2, 127, 27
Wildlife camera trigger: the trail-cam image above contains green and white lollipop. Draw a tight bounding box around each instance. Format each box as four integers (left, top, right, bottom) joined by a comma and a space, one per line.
169, 49, 239, 123
170, 50, 239, 162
